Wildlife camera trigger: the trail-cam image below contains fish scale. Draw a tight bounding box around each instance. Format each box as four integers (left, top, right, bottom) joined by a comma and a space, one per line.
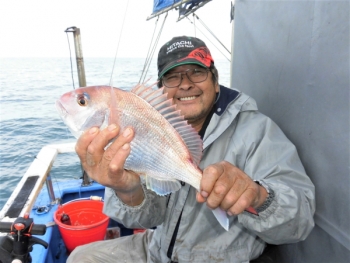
56, 84, 229, 230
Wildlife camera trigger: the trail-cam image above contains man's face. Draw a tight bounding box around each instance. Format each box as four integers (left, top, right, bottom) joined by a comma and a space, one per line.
162, 64, 219, 131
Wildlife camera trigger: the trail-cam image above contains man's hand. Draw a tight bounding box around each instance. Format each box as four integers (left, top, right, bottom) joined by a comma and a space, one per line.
196, 161, 268, 216
75, 124, 144, 206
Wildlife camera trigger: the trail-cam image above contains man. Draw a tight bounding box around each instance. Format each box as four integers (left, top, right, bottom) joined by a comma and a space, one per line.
68, 36, 315, 262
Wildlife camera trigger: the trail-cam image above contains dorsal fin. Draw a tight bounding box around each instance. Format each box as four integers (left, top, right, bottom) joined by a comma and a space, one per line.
130, 84, 202, 166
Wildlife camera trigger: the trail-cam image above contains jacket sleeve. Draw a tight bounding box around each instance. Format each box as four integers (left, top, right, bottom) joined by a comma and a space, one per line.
236, 112, 315, 244
103, 184, 168, 229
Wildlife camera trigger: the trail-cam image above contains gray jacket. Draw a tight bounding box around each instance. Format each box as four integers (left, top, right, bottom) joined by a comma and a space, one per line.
103, 86, 315, 263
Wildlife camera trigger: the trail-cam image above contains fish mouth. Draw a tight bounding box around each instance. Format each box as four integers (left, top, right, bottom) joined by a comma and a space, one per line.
55, 100, 82, 138
55, 100, 68, 118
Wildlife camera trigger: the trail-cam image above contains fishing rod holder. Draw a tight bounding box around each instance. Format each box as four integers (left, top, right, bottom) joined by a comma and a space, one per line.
0, 213, 48, 263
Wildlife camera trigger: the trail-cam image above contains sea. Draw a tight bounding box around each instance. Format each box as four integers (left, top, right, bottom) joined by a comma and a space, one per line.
0, 57, 231, 210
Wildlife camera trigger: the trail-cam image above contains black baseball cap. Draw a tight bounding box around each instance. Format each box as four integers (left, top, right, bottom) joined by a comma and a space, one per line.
157, 36, 214, 78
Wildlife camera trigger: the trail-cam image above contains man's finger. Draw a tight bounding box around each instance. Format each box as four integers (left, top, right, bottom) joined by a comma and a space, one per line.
104, 127, 134, 163
201, 163, 223, 194
107, 143, 132, 176
75, 127, 100, 165
85, 124, 120, 168
196, 192, 206, 203
227, 189, 256, 215
219, 186, 241, 211
104, 127, 135, 176
201, 163, 229, 209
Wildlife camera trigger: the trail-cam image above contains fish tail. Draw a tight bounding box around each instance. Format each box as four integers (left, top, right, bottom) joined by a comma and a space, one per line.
212, 207, 229, 231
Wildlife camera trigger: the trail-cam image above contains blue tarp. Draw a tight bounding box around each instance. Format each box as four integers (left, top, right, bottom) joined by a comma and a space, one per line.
152, 0, 181, 13
152, 0, 209, 15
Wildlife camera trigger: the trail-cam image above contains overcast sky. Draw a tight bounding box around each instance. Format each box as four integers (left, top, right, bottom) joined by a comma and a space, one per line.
0, 0, 234, 59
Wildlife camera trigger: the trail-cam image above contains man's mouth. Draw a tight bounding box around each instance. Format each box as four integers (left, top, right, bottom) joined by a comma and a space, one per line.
178, 96, 197, 101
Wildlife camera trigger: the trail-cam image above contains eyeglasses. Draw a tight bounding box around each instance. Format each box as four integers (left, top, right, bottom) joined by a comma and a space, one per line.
161, 68, 210, 88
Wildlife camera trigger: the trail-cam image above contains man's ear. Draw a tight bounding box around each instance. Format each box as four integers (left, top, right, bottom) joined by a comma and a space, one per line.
215, 82, 220, 93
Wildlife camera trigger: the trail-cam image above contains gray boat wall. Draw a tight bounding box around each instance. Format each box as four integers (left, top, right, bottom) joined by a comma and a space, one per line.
231, 0, 349, 262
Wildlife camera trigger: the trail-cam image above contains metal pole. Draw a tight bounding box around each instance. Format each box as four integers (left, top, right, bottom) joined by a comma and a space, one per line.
45, 175, 56, 203
65, 27, 87, 87
64, 27, 91, 187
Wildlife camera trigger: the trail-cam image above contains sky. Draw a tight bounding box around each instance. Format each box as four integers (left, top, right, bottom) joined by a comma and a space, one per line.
0, 0, 234, 60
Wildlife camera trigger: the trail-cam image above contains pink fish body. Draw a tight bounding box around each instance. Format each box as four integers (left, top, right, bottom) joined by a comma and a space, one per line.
56, 84, 229, 230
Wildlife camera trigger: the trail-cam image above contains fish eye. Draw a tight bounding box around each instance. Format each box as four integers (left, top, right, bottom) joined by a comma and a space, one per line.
76, 92, 90, 107
78, 98, 87, 106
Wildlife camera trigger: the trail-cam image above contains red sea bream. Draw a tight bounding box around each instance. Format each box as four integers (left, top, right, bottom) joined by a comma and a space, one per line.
56, 84, 229, 230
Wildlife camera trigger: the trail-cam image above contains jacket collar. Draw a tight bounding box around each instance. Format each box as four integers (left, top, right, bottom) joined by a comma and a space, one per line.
213, 85, 240, 116
202, 85, 258, 149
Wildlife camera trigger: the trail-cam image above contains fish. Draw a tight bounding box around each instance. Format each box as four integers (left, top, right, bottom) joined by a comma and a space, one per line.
56, 84, 230, 230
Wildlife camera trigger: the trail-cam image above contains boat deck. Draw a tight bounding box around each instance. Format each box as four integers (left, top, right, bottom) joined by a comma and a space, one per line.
30, 179, 133, 263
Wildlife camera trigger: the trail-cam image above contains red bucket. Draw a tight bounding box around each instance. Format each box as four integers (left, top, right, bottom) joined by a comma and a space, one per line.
54, 200, 109, 253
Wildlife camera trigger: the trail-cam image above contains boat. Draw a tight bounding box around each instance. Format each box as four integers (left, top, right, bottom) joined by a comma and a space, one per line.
1, 0, 349, 262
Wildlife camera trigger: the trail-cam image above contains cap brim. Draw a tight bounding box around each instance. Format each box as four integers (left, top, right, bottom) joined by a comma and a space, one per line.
158, 59, 208, 79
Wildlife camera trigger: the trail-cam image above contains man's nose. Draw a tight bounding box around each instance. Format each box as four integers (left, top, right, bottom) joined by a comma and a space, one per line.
179, 74, 193, 89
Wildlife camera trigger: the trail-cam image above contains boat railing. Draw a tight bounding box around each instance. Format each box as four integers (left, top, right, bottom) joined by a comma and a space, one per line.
0, 142, 76, 224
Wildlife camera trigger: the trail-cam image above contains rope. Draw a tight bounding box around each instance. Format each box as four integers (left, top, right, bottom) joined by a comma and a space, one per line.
193, 13, 196, 37
109, 0, 130, 86
139, 12, 169, 83
65, 32, 76, 89
194, 14, 231, 54
185, 15, 231, 62
139, 16, 160, 84
194, 13, 231, 54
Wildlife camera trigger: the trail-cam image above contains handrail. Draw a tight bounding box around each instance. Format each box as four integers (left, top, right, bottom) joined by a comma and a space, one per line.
0, 142, 76, 222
